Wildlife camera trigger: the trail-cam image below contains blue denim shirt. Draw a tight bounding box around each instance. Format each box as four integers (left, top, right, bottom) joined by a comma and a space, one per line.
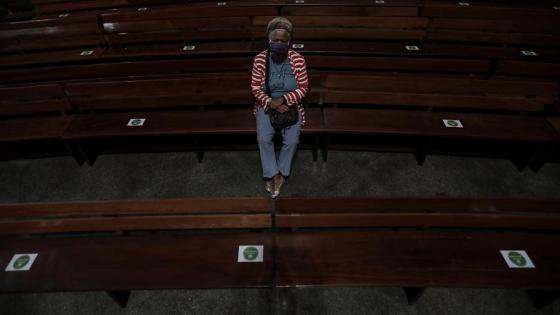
266, 56, 298, 99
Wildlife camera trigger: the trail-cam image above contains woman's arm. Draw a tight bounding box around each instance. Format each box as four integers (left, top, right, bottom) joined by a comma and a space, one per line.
283, 55, 309, 106
250, 54, 272, 112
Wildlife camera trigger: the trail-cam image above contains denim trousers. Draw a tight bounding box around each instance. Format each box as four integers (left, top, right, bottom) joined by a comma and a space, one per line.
256, 107, 302, 179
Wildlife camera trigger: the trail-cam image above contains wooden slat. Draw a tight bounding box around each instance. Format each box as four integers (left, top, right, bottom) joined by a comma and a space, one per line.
0, 48, 105, 69
323, 108, 559, 142
0, 83, 72, 116
276, 197, 560, 230
276, 230, 560, 289
281, 5, 419, 16
0, 116, 72, 143
0, 197, 270, 219
0, 57, 253, 84
64, 108, 324, 140
66, 73, 253, 110
0, 233, 273, 292
306, 55, 491, 73
422, 2, 560, 19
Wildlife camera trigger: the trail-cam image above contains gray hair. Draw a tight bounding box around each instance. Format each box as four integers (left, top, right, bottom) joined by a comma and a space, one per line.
266, 17, 293, 40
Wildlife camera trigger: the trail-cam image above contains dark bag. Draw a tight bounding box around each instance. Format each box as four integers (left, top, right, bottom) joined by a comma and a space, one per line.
269, 103, 299, 131
265, 48, 299, 131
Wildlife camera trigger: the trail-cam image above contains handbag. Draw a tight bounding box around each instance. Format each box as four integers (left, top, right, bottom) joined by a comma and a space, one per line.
269, 103, 299, 131
264, 48, 299, 131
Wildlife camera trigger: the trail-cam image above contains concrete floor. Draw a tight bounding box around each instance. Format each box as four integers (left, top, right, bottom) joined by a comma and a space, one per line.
1, 149, 559, 314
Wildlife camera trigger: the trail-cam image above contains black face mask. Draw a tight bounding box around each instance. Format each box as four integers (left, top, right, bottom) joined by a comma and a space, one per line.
270, 42, 289, 54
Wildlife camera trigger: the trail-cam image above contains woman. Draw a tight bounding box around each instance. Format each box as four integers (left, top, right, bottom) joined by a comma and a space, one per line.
251, 17, 309, 198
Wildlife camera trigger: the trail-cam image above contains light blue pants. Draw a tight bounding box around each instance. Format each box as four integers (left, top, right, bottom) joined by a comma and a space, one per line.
256, 107, 301, 179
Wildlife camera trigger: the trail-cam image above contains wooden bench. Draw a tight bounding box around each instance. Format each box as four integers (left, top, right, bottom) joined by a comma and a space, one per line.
275, 197, 560, 230
0, 197, 271, 235
0, 14, 104, 55
426, 16, 560, 48
0, 83, 75, 161
63, 108, 324, 165
0, 197, 273, 306
100, 5, 276, 46
323, 73, 560, 113
321, 107, 560, 170
2, 196, 560, 308
0, 57, 254, 84
275, 196, 560, 308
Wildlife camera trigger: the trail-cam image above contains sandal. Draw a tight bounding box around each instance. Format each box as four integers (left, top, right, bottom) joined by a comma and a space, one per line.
271, 174, 285, 199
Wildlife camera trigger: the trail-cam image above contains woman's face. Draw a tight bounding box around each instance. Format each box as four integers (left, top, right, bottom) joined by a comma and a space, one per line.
269, 29, 290, 46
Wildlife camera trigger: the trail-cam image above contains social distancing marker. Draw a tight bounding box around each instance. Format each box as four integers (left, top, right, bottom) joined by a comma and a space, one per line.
443, 119, 463, 128
137, 7, 147, 11
58, 13, 69, 18
183, 45, 196, 51
5, 254, 38, 272
295, 0, 305, 3
458, 2, 470, 6
405, 45, 420, 51
292, 43, 304, 49
80, 50, 94, 56
217, 2, 227, 6
375, 0, 385, 4
500, 250, 535, 268
238, 245, 263, 262
127, 118, 146, 127
521, 50, 538, 56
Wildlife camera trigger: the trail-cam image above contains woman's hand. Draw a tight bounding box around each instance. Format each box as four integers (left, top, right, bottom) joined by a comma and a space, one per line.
275, 105, 289, 113
269, 97, 284, 109
268, 97, 289, 113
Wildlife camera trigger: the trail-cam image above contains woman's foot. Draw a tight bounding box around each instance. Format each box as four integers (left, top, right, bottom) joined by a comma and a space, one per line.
271, 174, 285, 199
265, 180, 273, 194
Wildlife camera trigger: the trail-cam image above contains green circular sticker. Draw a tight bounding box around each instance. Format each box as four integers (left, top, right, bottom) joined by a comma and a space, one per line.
131, 119, 142, 126
243, 247, 259, 261
13, 255, 30, 269
447, 120, 458, 127
508, 251, 527, 267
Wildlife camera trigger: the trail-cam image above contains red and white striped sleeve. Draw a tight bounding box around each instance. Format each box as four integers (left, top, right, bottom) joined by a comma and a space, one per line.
250, 52, 272, 112
283, 52, 309, 107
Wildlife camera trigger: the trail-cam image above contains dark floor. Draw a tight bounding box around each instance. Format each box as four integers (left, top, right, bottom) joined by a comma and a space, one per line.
1, 149, 559, 314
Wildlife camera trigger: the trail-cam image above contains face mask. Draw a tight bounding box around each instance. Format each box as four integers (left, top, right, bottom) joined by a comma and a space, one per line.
269, 42, 289, 54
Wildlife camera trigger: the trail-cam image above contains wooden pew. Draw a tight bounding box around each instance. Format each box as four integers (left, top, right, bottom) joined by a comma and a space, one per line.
33, 0, 129, 14
100, 5, 277, 46
0, 14, 104, 54
275, 196, 560, 308
281, 1, 420, 16
421, 1, 560, 19
0, 83, 72, 117
0, 197, 273, 306
255, 15, 428, 41
275, 197, 560, 230
63, 108, 324, 165
0, 57, 253, 84
0, 83, 76, 161
65, 73, 254, 112
321, 107, 560, 170
0, 197, 271, 235
427, 17, 560, 48
323, 73, 559, 113
0, 116, 74, 161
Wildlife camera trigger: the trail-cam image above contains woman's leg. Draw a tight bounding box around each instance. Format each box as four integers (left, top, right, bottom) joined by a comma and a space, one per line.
277, 114, 302, 177
256, 108, 279, 179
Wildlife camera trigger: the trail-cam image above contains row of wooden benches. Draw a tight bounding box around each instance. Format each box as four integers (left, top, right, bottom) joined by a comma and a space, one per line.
2, 107, 560, 170
1, 196, 559, 308
3, 72, 559, 117
22, 0, 560, 17
2, 2, 560, 67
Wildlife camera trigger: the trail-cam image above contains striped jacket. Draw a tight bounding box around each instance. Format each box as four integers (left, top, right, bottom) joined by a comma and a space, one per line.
251, 49, 309, 126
